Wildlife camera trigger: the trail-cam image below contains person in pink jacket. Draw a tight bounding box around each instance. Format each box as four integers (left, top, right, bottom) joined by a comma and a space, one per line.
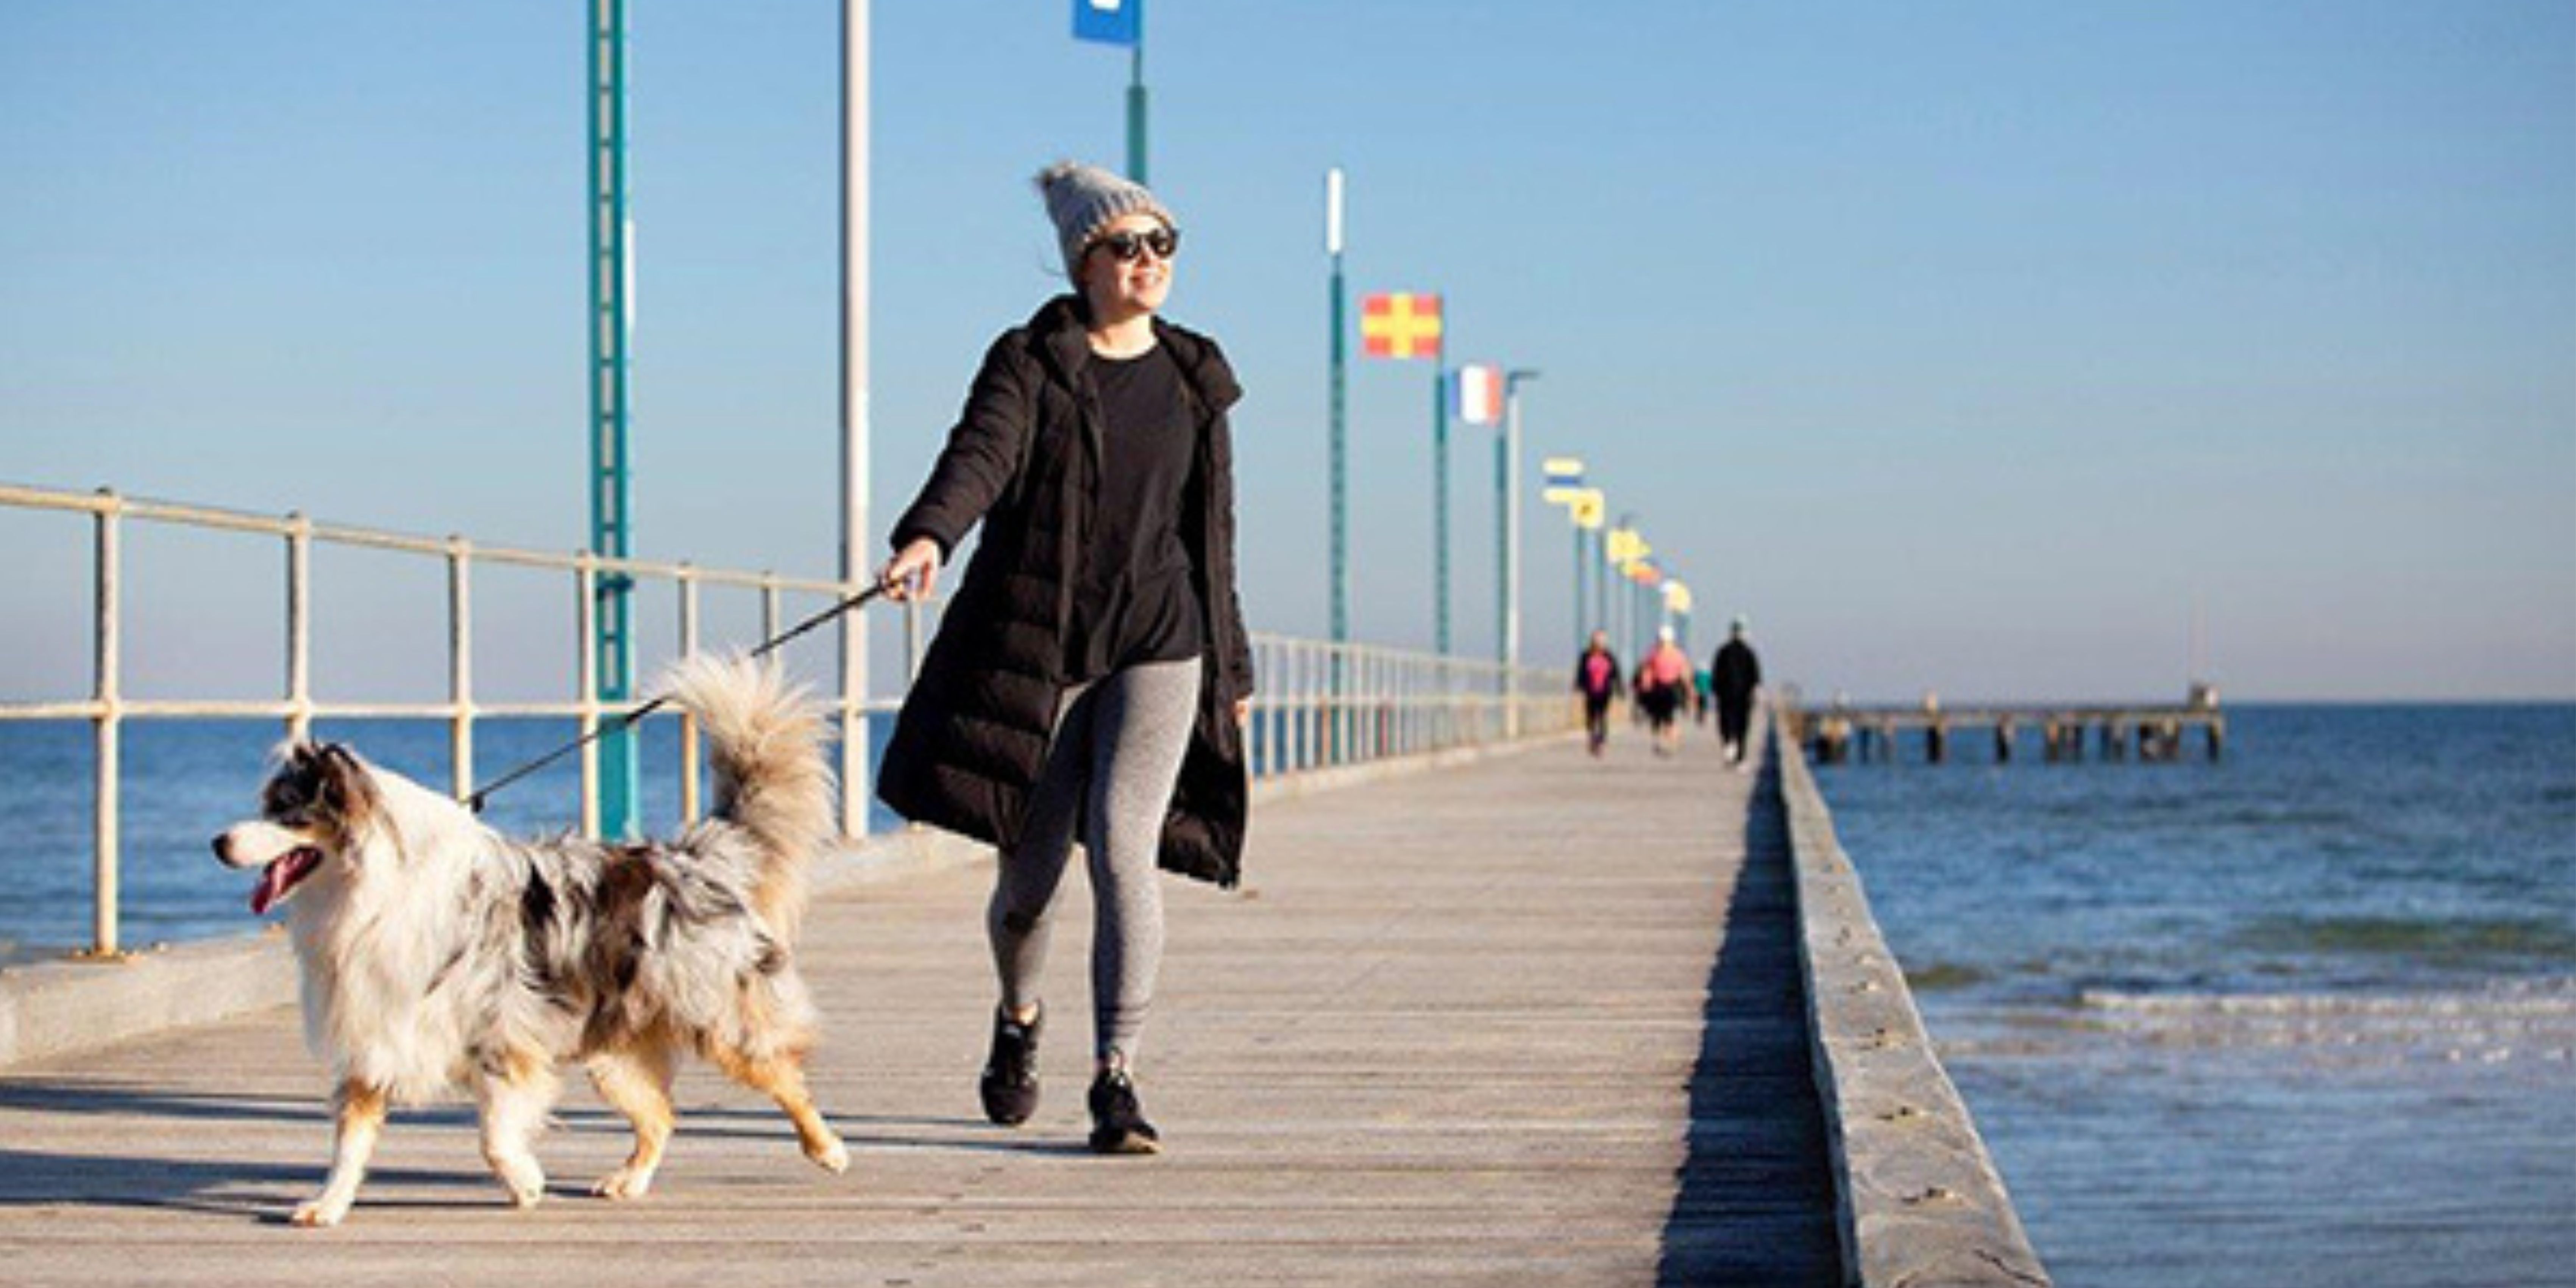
1572, 631, 1622, 758
1638, 627, 1693, 757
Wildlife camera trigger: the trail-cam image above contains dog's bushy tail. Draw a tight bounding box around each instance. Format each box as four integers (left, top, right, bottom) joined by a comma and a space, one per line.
661, 653, 837, 943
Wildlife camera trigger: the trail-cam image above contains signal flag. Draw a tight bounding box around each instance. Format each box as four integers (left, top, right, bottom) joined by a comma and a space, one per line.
1360, 293, 1442, 360
1569, 489, 1605, 529
1072, 0, 1140, 46
1455, 365, 1504, 425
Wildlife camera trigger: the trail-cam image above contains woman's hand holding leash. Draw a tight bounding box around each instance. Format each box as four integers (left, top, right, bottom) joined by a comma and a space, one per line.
880, 537, 942, 602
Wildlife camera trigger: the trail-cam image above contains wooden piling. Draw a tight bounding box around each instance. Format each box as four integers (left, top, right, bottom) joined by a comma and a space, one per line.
1795, 699, 2214, 773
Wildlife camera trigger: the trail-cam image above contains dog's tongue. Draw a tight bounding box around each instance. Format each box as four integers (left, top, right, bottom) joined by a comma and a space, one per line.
251, 848, 321, 915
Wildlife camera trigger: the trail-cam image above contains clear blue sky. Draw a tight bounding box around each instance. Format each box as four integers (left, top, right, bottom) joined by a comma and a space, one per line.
4, 0, 2571, 703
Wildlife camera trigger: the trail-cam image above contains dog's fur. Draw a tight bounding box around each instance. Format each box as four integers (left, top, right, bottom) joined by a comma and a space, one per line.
212, 655, 846, 1227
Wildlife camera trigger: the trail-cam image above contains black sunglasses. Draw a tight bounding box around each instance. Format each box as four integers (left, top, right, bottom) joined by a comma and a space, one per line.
1090, 226, 1180, 264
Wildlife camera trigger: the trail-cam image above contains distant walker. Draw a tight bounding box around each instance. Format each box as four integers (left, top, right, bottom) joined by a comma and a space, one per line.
1712, 616, 1763, 769
1573, 630, 1623, 758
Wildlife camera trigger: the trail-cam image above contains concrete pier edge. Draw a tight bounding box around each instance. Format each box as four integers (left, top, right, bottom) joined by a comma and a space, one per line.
0, 730, 1573, 1071
1773, 708, 2052, 1287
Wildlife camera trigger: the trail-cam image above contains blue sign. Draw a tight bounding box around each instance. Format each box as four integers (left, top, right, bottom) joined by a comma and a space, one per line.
1073, 0, 1141, 47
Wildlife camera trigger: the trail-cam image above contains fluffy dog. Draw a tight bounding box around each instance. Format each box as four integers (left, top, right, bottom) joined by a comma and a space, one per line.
212, 655, 847, 1227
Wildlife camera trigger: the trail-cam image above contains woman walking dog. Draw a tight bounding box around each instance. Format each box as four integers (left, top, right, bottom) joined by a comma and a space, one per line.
876, 162, 1253, 1155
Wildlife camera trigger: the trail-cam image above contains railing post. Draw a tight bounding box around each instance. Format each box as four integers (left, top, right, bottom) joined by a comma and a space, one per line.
903, 599, 924, 681
577, 554, 601, 840
1239, 640, 1256, 780
88, 489, 123, 959
286, 511, 312, 744
1299, 643, 1314, 771
448, 536, 474, 800
678, 564, 702, 823
840, 574, 864, 839
1332, 643, 1343, 764
1294, 643, 1311, 772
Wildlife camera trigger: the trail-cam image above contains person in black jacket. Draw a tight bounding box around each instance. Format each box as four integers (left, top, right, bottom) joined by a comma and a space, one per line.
877, 162, 1253, 1155
1711, 616, 1763, 769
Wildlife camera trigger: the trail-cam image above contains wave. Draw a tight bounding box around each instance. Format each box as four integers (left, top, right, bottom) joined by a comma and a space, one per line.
1903, 961, 1994, 992
2054, 979, 2576, 1063
2077, 982, 2576, 1018
2230, 914, 2576, 964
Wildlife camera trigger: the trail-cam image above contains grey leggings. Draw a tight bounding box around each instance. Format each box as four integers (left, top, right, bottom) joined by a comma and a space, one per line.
989, 656, 1201, 1067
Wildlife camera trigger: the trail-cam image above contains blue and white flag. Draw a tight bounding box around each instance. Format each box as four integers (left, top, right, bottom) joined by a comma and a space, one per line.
1073, 0, 1141, 46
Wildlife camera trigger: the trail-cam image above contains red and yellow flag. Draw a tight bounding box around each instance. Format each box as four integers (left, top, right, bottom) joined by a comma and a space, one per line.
1360, 292, 1442, 360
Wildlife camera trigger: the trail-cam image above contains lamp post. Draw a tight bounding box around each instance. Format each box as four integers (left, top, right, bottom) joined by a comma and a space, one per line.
1432, 326, 1449, 657
1496, 371, 1538, 672
1125, 2, 1148, 181
1495, 370, 1537, 736
1540, 464, 1593, 659
1600, 515, 1624, 655
587, 0, 639, 840
1324, 168, 1347, 763
1326, 169, 1347, 647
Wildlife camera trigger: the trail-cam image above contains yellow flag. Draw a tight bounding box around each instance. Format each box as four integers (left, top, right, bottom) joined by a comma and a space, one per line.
1570, 490, 1605, 530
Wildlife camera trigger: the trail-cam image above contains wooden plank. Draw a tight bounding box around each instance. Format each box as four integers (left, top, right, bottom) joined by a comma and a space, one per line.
0, 733, 1838, 1286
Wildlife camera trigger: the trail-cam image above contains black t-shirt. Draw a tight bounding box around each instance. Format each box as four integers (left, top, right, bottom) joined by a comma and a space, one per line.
1066, 344, 1204, 681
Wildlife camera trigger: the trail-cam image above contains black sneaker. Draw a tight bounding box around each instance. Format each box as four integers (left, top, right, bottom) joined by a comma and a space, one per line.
979, 1006, 1042, 1126
1086, 1068, 1162, 1155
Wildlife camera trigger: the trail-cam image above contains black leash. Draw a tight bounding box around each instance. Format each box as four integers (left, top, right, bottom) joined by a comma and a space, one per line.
464, 582, 890, 813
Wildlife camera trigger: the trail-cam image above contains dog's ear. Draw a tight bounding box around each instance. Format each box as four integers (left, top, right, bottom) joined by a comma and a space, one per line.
312, 744, 380, 830
265, 742, 326, 817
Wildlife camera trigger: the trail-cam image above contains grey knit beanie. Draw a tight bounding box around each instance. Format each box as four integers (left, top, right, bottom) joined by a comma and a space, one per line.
1035, 160, 1174, 276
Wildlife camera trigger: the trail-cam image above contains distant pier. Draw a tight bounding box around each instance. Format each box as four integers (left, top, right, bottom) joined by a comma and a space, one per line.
1788, 686, 2225, 767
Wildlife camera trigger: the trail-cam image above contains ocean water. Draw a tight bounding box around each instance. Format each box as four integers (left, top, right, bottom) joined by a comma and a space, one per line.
1816, 704, 2576, 1288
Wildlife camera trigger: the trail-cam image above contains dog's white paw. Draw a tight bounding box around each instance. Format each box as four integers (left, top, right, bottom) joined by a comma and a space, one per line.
289, 1197, 348, 1228
591, 1166, 656, 1201
807, 1136, 850, 1175
492, 1160, 546, 1209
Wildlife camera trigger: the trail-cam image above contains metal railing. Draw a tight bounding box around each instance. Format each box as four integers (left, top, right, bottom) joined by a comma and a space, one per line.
1, 481, 1577, 957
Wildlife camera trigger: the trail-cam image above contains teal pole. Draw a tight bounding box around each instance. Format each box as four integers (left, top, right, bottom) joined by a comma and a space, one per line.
587, 0, 640, 839
1125, 2, 1147, 182
1433, 357, 1449, 656
1572, 524, 1585, 653
1325, 169, 1347, 762
1498, 370, 1536, 676
1596, 524, 1609, 655
1327, 172, 1346, 646
1592, 527, 1608, 647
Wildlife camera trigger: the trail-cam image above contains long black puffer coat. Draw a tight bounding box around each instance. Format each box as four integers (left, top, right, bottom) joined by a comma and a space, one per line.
877, 296, 1254, 887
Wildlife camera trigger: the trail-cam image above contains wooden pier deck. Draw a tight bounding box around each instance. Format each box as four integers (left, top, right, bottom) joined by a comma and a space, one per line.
0, 733, 1840, 1286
